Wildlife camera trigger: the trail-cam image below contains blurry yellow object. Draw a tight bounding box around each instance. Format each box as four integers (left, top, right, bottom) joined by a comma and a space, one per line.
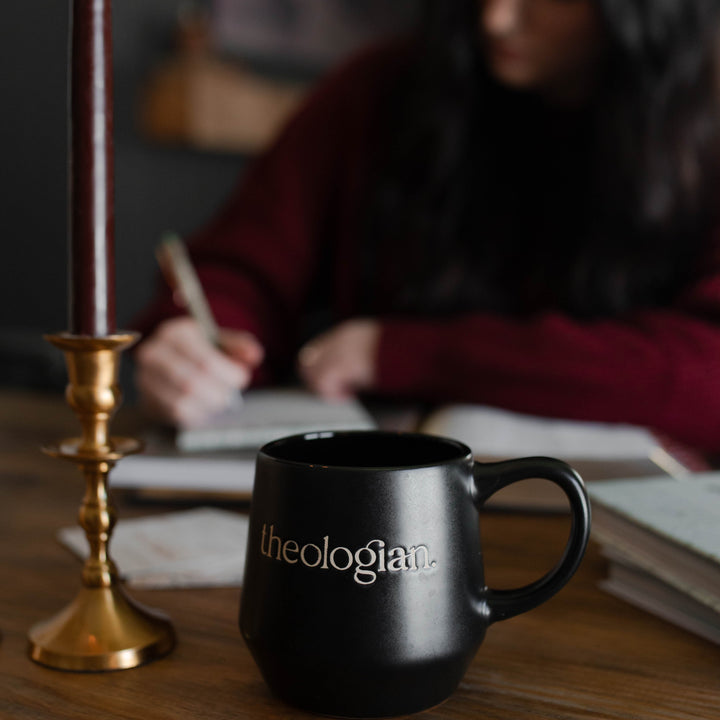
139, 13, 306, 154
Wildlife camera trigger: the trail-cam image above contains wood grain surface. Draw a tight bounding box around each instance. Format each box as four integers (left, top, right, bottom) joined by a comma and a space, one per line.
1, 391, 719, 719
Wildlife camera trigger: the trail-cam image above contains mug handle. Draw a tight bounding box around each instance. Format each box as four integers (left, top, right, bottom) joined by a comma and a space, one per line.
472, 457, 591, 624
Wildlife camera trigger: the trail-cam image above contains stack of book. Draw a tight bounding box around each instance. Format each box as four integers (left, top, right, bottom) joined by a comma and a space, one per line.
589, 474, 720, 645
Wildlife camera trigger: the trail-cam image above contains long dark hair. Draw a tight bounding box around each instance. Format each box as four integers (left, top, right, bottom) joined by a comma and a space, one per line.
361, 0, 720, 318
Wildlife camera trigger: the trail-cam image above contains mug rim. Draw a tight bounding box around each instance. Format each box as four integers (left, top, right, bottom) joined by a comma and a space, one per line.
258, 430, 473, 472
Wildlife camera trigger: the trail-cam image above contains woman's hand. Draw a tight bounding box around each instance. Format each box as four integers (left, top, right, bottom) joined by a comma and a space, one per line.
134, 316, 264, 427
298, 319, 380, 400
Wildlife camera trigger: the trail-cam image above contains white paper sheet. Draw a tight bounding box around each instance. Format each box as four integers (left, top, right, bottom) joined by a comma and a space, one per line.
58, 507, 249, 589
422, 404, 658, 460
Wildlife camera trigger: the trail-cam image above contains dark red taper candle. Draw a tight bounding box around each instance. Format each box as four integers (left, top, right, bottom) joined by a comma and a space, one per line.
68, 0, 116, 336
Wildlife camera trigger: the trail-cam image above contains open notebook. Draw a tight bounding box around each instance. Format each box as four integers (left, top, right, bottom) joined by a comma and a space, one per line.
112, 388, 375, 501
175, 387, 376, 451
111, 388, 706, 509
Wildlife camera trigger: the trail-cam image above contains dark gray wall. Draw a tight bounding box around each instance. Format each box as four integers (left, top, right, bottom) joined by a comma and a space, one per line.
0, 1, 246, 336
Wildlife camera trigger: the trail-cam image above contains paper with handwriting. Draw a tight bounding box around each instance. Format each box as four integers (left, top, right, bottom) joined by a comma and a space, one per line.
58, 507, 249, 589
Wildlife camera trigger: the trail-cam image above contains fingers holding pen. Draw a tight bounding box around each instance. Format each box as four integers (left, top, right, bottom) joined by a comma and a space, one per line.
136, 362, 220, 428
134, 316, 264, 427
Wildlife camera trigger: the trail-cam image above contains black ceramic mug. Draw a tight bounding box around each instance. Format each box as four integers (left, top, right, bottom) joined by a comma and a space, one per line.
240, 431, 590, 718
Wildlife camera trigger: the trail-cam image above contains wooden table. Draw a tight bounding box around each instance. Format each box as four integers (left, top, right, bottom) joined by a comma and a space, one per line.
1, 390, 719, 719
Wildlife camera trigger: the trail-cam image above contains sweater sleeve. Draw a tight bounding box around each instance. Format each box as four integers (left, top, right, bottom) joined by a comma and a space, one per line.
133, 46, 387, 378
374, 259, 720, 452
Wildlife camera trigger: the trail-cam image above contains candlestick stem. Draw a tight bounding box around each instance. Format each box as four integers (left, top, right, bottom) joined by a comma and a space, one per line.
28, 333, 174, 671
79, 459, 118, 588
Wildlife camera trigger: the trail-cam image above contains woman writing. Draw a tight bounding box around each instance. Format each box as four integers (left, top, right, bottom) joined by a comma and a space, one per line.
134, 0, 720, 452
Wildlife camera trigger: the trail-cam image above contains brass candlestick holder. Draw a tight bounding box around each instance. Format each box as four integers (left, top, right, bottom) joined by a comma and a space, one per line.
28, 332, 175, 671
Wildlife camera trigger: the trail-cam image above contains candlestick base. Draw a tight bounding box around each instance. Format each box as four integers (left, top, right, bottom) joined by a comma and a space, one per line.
28, 586, 174, 672
29, 333, 175, 671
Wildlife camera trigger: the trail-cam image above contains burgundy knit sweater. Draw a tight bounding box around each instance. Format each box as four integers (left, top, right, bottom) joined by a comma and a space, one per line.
135, 45, 720, 452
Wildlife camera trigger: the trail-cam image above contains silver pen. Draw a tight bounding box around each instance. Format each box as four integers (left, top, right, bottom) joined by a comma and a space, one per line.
156, 233, 221, 346
156, 233, 243, 406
